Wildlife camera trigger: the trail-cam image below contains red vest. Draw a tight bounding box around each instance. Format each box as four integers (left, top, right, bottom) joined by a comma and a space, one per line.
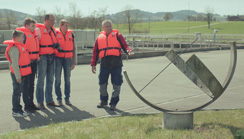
4, 40, 32, 76
36, 23, 57, 55
97, 30, 122, 58
16, 27, 39, 60
55, 29, 74, 58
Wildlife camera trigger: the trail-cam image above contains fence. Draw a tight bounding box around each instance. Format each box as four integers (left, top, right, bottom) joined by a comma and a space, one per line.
124, 33, 244, 51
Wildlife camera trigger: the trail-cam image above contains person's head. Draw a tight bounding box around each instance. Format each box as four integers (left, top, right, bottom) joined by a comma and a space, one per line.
24, 17, 36, 32
102, 19, 112, 34
59, 19, 69, 33
12, 30, 24, 43
44, 14, 55, 28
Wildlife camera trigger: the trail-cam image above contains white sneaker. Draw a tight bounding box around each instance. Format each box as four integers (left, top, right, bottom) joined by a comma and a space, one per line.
12, 112, 28, 117
22, 111, 29, 117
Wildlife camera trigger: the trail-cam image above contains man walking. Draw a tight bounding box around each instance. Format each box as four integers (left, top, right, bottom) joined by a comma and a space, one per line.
91, 19, 134, 111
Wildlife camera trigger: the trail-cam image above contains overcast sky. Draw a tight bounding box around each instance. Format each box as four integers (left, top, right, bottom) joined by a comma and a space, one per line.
0, 0, 243, 16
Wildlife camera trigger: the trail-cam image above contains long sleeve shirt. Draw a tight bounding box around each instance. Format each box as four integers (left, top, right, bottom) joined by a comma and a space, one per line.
8, 46, 21, 80
91, 33, 130, 67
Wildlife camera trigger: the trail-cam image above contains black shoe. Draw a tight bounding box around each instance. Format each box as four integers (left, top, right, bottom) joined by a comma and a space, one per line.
46, 102, 58, 107
65, 100, 72, 106
97, 101, 108, 108
109, 105, 116, 111
31, 105, 40, 110
24, 106, 35, 113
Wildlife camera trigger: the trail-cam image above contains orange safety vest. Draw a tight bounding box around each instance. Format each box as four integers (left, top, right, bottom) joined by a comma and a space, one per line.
36, 23, 57, 55
97, 30, 122, 58
55, 29, 74, 58
16, 27, 39, 60
4, 40, 32, 76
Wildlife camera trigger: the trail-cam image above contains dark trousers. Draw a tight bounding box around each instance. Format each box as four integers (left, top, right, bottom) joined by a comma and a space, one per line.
24, 61, 37, 107
22, 73, 31, 108
11, 73, 29, 113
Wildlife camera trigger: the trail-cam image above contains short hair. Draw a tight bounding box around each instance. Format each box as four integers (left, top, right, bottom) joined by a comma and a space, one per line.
45, 14, 54, 20
60, 19, 69, 26
12, 30, 24, 39
102, 19, 112, 27
24, 17, 36, 26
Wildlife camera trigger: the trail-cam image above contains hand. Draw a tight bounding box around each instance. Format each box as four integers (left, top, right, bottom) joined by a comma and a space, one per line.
17, 78, 21, 84
37, 57, 40, 62
71, 64, 75, 70
92, 66, 96, 74
128, 49, 134, 56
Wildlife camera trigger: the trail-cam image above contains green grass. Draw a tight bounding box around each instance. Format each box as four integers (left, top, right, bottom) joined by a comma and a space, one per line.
1, 110, 244, 139
114, 21, 244, 35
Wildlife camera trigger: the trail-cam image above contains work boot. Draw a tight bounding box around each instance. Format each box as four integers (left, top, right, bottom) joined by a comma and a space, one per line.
109, 105, 116, 111
65, 99, 72, 106
58, 100, 63, 106
97, 101, 108, 108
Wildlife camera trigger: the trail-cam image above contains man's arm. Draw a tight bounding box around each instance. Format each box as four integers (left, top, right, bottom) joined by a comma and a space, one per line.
8, 47, 21, 83
91, 39, 99, 66
91, 39, 99, 74
117, 33, 134, 55
71, 33, 76, 70
35, 28, 41, 41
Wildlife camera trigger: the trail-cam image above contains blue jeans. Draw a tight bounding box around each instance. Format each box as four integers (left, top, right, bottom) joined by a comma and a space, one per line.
36, 55, 55, 104
55, 57, 72, 101
11, 73, 25, 113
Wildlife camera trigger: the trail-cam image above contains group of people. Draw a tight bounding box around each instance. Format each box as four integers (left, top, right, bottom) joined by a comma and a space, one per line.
4, 14, 76, 117
5, 13, 134, 118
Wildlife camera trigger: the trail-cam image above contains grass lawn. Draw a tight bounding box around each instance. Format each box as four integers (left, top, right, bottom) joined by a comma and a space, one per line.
1, 109, 244, 139
114, 21, 244, 35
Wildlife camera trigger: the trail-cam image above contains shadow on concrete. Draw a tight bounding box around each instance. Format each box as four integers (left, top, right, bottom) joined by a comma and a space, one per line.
98, 106, 131, 116
13, 105, 94, 130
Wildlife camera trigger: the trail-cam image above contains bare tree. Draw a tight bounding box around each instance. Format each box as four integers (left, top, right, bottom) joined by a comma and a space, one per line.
0, 12, 3, 29
5, 10, 17, 29
196, 13, 204, 21
163, 12, 173, 21
89, 10, 100, 29
122, 5, 142, 34
68, 2, 83, 29
35, 7, 46, 23
205, 7, 214, 29
54, 6, 65, 27
148, 16, 151, 33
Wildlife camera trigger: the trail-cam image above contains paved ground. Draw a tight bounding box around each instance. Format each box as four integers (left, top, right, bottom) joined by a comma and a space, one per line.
0, 49, 243, 134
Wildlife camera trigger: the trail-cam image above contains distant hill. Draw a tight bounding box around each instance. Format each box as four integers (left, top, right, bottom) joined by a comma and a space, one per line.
0, 8, 227, 25
0, 9, 33, 21
108, 9, 227, 22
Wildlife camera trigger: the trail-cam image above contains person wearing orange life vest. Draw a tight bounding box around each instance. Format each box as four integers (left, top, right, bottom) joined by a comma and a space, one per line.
54, 19, 76, 106
16, 17, 40, 112
91, 19, 134, 111
4, 30, 31, 117
35, 14, 62, 109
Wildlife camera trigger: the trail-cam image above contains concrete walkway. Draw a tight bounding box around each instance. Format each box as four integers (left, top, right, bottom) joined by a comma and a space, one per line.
0, 49, 243, 134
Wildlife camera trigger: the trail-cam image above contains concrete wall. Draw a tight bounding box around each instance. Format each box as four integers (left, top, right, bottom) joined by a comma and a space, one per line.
0, 29, 97, 54
0, 30, 12, 44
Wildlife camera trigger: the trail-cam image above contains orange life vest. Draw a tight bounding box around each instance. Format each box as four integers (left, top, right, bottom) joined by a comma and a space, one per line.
97, 30, 122, 58
36, 23, 57, 55
4, 40, 32, 76
16, 27, 39, 60
55, 29, 74, 58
